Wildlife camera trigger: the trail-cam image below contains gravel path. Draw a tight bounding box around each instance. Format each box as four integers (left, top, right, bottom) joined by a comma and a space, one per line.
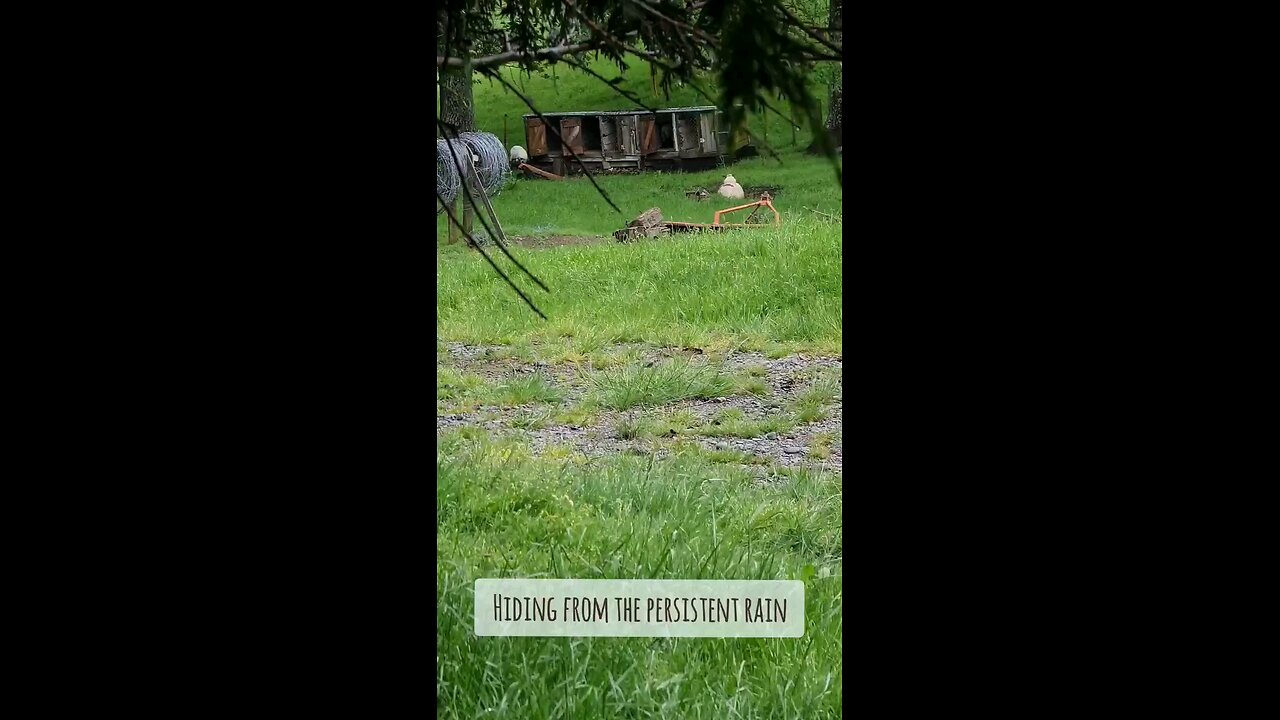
437, 343, 842, 473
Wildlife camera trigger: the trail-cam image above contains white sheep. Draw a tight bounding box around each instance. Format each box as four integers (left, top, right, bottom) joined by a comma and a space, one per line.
717, 174, 745, 200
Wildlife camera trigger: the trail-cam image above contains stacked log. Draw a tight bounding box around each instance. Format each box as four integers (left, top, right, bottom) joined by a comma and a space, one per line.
613, 207, 668, 242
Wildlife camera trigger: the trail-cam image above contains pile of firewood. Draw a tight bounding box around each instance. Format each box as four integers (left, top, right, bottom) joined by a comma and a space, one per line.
612, 208, 668, 242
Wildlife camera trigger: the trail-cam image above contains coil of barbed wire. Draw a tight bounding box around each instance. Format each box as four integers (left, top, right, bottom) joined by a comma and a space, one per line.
459, 132, 509, 198
436, 138, 465, 214
437, 133, 510, 213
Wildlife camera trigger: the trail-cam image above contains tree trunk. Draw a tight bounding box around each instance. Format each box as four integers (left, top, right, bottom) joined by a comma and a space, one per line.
806, 0, 842, 154
825, 0, 842, 146
440, 68, 474, 134
438, 9, 475, 136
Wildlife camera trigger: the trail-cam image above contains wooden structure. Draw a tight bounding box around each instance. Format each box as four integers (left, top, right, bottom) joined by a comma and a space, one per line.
521, 106, 745, 175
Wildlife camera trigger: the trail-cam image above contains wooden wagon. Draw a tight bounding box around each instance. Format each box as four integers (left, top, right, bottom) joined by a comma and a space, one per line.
520, 106, 748, 175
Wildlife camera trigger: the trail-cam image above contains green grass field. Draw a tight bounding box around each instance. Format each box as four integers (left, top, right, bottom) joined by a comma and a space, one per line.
438, 443, 842, 718
437, 153, 841, 239
438, 223, 841, 354
438, 57, 842, 720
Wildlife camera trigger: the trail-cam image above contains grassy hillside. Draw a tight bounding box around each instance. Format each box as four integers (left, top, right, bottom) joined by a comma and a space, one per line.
439, 53, 829, 155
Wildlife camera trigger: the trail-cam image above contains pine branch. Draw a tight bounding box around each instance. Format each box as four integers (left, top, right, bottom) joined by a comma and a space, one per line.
478, 66, 622, 214
437, 33, 639, 69
437, 190, 547, 320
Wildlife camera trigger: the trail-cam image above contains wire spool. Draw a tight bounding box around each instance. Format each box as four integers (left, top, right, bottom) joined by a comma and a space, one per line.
436, 138, 467, 214
437, 132, 510, 214
459, 131, 509, 198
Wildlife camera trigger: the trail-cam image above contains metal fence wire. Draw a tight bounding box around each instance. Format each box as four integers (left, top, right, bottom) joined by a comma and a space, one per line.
436, 132, 509, 215
436, 138, 465, 214
459, 132, 509, 197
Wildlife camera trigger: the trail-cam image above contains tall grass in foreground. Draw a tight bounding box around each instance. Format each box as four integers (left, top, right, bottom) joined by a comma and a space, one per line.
437, 222, 841, 354
436, 437, 843, 719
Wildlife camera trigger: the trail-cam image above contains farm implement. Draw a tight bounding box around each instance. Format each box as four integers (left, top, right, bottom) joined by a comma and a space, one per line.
613, 195, 780, 242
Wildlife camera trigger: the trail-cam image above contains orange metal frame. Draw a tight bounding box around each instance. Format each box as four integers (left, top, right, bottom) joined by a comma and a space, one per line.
713, 197, 780, 227
656, 195, 781, 233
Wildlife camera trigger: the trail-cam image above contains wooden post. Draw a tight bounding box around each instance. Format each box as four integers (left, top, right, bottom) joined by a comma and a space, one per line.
462, 186, 474, 243
448, 198, 461, 244
469, 163, 509, 247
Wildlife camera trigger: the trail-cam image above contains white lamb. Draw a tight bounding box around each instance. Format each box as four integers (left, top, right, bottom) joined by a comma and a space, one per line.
717, 174, 745, 200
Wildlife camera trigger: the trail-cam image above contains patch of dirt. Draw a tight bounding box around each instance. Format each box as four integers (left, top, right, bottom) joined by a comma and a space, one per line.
441, 342, 507, 362
437, 343, 843, 473
508, 235, 604, 249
